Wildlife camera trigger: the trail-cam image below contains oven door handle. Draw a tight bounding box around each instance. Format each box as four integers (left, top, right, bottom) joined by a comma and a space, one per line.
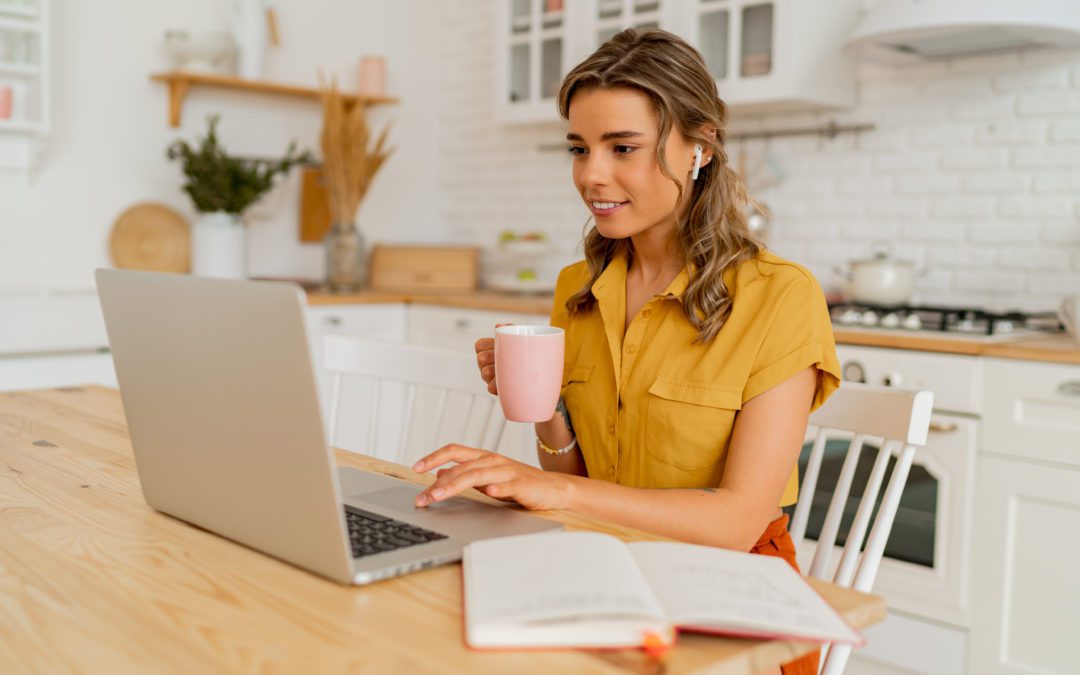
1058, 381, 1080, 397
928, 418, 959, 433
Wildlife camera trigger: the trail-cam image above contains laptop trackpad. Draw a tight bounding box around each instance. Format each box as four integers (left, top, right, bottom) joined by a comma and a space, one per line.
355, 486, 474, 512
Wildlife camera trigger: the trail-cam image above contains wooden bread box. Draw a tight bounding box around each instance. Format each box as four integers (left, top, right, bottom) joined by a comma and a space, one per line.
369, 245, 480, 293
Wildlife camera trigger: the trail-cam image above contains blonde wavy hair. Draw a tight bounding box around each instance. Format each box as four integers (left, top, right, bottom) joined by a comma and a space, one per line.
558, 28, 762, 344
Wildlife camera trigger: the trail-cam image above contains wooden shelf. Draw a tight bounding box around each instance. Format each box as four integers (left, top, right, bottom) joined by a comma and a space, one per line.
150, 70, 399, 127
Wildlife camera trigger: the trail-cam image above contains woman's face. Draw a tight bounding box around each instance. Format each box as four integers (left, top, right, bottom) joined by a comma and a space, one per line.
566, 87, 698, 243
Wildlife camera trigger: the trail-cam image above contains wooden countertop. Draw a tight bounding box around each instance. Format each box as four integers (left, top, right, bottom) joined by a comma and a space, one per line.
0, 386, 885, 674
834, 330, 1080, 366
307, 289, 1080, 366
307, 289, 556, 316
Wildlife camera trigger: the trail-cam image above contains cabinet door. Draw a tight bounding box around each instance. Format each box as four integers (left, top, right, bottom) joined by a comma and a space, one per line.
0, 351, 117, 393
406, 305, 550, 466
970, 457, 1080, 674
495, 0, 579, 124
982, 358, 1080, 468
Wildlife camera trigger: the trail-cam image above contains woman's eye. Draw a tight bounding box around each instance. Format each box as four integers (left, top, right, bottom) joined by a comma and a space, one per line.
614, 145, 636, 155
567, 146, 586, 156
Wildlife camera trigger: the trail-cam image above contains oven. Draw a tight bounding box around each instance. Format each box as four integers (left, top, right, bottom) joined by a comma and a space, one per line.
786, 344, 980, 673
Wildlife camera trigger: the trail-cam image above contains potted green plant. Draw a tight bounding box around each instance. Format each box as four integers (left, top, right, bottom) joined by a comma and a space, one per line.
167, 114, 311, 278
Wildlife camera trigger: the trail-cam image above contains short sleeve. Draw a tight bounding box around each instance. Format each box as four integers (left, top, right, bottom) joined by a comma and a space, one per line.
741, 273, 841, 411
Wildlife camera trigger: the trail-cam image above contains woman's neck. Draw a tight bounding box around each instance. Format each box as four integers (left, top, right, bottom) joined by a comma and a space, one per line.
627, 230, 682, 289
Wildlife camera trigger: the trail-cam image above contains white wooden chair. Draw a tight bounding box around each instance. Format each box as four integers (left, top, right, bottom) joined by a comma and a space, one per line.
322, 334, 507, 466
789, 382, 934, 675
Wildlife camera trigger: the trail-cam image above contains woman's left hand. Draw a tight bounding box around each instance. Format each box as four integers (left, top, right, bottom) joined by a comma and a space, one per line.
412, 445, 572, 511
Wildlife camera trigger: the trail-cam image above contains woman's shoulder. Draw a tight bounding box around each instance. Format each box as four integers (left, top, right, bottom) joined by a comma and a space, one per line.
733, 249, 824, 297
553, 259, 590, 299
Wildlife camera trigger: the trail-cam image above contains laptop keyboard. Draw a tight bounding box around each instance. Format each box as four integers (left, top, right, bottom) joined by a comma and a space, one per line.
344, 506, 449, 559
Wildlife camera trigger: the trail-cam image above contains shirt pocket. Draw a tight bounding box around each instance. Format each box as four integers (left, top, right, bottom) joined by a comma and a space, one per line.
645, 377, 743, 486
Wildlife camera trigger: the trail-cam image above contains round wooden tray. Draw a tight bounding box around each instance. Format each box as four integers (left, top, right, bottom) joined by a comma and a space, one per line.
109, 202, 190, 273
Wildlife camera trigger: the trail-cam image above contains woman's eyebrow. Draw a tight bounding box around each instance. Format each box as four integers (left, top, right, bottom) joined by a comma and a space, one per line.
566, 130, 645, 142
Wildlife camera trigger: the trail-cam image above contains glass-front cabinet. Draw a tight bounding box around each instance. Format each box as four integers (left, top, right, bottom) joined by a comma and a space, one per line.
0, 0, 49, 169
495, 0, 859, 124
688, 0, 858, 112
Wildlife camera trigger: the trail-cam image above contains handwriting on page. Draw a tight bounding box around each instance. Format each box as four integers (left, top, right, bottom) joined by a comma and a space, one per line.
670, 564, 827, 629
488, 590, 654, 624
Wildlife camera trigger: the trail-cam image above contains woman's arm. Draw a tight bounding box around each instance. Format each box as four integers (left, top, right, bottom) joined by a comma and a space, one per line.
534, 398, 588, 475
414, 367, 818, 551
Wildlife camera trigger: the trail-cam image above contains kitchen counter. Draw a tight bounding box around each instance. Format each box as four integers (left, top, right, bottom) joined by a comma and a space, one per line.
833, 329, 1080, 366
307, 289, 556, 316
306, 290, 1080, 366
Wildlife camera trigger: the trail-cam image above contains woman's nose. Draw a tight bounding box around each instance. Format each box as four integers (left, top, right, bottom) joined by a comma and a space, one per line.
579, 153, 612, 187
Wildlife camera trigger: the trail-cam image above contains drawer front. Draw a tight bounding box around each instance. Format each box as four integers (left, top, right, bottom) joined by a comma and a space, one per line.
835, 345, 983, 414
306, 304, 407, 343
406, 305, 549, 353
982, 358, 1080, 466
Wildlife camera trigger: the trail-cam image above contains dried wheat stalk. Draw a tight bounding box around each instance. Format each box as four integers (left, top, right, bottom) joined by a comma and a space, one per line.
318, 79, 394, 225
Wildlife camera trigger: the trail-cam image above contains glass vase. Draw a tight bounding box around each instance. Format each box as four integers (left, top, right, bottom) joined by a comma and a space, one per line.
324, 222, 366, 293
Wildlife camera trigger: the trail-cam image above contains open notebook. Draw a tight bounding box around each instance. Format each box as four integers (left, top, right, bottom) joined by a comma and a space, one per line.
463, 531, 863, 650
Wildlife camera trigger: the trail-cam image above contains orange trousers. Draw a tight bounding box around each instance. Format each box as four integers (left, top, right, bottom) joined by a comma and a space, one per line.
750, 514, 820, 675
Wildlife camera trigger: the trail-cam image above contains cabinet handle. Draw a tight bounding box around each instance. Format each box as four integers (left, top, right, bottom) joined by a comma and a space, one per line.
929, 419, 958, 433
1058, 381, 1080, 397
322, 316, 343, 327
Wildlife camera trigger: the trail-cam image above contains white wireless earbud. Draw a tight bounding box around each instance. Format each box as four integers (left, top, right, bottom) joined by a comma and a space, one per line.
691, 144, 703, 180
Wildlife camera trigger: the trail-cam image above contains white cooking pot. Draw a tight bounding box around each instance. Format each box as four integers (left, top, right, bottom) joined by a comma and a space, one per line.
835, 244, 917, 306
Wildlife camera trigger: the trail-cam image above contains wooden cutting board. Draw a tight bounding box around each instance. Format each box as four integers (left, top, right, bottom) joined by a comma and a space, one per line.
109, 202, 190, 273
369, 245, 479, 293
299, 166, 332, 242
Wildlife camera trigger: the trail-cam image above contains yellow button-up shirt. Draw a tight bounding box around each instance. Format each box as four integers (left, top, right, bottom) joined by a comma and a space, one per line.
549, 248, 841, 506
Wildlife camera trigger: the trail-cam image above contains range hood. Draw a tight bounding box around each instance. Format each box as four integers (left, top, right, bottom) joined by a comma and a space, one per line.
844, 0, 1080, 64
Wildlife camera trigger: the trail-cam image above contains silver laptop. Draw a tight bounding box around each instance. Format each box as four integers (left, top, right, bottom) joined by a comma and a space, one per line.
95, 269, 561, 585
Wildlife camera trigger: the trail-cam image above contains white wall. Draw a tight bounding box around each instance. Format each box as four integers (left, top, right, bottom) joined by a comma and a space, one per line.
439, 0, 1080, 312
0, 0, 443, 292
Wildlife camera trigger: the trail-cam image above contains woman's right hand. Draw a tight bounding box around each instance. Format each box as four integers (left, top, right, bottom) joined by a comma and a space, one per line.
475, 323, 510, 396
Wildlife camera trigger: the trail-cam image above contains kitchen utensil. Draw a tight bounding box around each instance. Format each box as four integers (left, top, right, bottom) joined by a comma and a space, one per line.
299, 166, 331, 242
1060, 294, 1080, 343
834, 242, 916, 307
369, 245, 479, 293
109, 202, 191, 273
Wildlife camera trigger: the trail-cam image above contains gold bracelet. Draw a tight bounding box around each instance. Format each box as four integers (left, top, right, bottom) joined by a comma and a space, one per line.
536, 435, 578, 455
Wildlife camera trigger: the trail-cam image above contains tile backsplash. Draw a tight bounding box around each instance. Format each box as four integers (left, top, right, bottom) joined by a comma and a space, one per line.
439, 1, 1080, 312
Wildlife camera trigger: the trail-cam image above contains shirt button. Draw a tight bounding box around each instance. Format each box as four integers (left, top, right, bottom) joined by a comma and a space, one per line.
607, 424, 616, 435
608, 465, 616, 477
641, 309, 652, 317
626, 344, 637, 354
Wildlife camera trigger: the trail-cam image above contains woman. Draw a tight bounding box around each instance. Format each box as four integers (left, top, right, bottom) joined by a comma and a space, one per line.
413, 29, 840, 674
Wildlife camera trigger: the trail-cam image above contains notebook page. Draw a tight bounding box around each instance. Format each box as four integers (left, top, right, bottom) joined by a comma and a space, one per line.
464, 531, 666, 627
628, 541, 861, 644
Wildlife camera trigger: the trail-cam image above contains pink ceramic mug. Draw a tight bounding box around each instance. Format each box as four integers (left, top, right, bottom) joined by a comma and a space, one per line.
0, 86, 11, 120
494, 325, 565, 423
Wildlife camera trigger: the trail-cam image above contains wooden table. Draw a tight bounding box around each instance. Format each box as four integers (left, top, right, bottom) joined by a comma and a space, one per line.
0, 387, 885, 674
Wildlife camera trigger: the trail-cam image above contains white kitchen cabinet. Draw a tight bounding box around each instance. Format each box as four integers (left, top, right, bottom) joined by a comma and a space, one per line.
981, 358, 1080, 468
0, 350, 116, 392
0, 0, 50, 170
406, 305, 551, 466
687, 0, 859, 113
493, 0, 859, 124
969, 456, 1080, 675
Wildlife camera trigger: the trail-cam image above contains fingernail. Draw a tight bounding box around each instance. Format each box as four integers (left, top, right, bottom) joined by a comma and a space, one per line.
413, 461, 424, 471
415, 494, 428, 506
431, 487, 445, 499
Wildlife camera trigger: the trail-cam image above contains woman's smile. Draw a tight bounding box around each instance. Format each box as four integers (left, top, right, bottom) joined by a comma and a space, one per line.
588, 199, 629, 217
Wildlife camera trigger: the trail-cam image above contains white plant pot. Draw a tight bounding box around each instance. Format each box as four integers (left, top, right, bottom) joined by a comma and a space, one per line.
192, 211, 246, 279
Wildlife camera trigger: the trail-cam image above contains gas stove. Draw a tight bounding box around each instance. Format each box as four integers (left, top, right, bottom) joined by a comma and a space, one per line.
830, 302, 1065, 342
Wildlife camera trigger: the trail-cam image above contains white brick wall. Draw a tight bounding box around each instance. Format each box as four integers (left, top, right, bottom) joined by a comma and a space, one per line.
439, 2, 1080, 312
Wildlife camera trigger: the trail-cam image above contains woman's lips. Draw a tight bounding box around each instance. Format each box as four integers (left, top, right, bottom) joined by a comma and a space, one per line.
589, 201, 628, 217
